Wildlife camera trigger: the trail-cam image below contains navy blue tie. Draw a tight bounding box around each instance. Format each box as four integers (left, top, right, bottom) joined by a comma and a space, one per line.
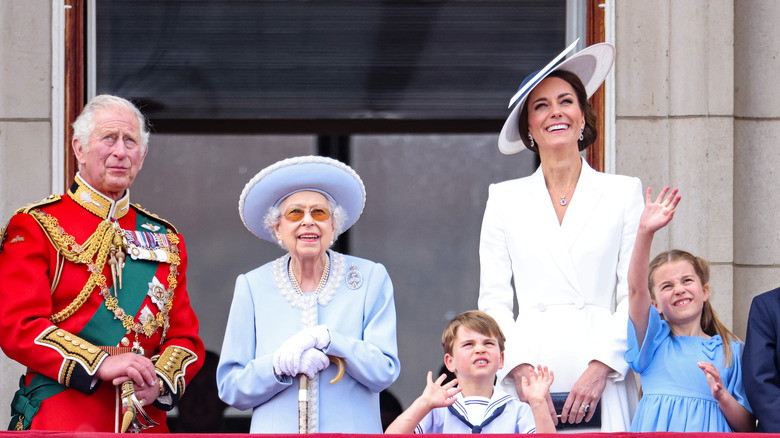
448, 403, 507, 434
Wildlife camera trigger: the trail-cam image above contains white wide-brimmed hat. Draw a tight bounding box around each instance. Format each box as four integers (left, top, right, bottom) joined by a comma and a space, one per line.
498, 39, 616, 154
239, 155, 366, 242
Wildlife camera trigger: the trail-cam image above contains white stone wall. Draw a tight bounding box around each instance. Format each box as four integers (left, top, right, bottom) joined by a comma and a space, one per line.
733, 0, 780, 335
615, 0, 780, 339
615, 0, 737, 330
0, 0, 54, 422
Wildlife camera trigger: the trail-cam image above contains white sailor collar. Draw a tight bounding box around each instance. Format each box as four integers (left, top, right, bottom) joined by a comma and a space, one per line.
449, 385, 516, 424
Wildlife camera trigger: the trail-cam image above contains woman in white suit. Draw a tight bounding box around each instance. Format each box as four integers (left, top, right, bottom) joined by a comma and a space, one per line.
478, 41, 642, 432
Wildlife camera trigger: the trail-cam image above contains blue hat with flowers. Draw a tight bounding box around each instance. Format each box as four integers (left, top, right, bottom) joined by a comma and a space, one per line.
239, 155, 366, 242
498, 39, 616, 154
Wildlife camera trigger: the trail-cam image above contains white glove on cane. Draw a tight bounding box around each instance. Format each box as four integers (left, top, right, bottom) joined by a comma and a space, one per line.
273, 325, 331, 377
297, 348, 330, 379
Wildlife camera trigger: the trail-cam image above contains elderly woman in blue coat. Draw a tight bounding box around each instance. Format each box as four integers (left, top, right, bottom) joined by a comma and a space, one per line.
217, 156, 400, 433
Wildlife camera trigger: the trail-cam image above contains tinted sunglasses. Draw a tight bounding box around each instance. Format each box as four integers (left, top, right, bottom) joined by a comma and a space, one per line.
283, 207, 331, 222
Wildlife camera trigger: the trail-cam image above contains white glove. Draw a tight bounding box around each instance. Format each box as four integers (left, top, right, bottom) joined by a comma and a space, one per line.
273, 325, 331, 377
297, 348, 330, 379
304, 324, 331, 350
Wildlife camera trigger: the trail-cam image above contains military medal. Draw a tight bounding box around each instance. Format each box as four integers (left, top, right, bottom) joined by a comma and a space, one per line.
125, 230, 171, 262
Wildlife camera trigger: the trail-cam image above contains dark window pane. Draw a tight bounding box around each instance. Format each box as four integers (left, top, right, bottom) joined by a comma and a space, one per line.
96, 0, 565, 122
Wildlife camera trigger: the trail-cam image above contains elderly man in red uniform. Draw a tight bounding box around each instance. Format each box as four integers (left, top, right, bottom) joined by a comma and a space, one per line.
0, 95, 204, 432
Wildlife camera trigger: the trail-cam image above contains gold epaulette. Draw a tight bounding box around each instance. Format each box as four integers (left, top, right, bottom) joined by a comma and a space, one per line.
15, 194, 62, 214
130, 204, 179, 235
5, 195, 64, 255
0, 224, 6, 254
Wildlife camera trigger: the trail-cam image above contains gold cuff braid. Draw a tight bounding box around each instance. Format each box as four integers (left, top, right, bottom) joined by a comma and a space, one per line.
154, 346, 197, 395
34, 326, 108, 384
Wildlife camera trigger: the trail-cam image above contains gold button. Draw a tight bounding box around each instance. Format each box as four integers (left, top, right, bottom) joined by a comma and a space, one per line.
121, 337, 130, 347
56, 331, 65, 337
87, 348, 97, 354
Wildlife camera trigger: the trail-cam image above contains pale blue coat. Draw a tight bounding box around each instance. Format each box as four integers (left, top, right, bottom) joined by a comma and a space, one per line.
217, 251, 400, 433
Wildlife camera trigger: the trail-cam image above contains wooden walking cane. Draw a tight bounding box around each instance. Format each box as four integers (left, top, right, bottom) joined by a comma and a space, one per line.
298, 355, 345, 433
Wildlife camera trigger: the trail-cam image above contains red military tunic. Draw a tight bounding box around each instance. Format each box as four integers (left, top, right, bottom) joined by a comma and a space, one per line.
0, 174, 204, 432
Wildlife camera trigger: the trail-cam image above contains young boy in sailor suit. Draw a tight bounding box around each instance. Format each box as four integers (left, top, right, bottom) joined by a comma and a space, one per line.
386, 310, 555, 434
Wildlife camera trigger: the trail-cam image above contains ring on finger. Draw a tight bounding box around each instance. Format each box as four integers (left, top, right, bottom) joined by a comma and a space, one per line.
584, 404, 590, 413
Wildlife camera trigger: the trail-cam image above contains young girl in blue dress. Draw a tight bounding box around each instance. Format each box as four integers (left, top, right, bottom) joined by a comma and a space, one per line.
626, 187, 754, 432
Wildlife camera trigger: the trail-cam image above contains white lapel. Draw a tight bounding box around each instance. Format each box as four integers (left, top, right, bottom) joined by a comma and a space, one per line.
520, 165, 579, 293
561, 159, 605, 247
533, 158, 604, 295
525, 166, 560, 241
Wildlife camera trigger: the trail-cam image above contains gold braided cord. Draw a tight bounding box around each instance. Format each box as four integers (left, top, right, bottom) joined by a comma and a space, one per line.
28, 210, 110, 263
157, 231, 180, 341
28, 210, 115, 323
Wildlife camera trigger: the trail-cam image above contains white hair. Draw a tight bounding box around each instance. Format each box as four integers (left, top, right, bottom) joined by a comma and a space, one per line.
72, 94, 150, 156
263, 199, 348, 250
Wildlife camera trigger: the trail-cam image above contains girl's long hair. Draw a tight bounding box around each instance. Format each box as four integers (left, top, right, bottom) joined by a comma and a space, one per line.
648, 249, 740, 366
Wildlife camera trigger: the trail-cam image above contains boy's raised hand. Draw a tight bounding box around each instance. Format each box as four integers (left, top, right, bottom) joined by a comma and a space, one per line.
522, 365, 557, 434
639, 186, 681, 233
419, 371, 461, 410
385, 371, 462, 434
521, 365, 554, 404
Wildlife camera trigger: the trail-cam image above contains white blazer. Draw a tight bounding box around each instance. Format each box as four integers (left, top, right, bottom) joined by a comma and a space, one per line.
478, 158, 643, 431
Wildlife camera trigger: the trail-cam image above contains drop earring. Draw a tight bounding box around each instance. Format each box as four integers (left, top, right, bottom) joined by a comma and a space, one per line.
579, 126, 584, 141
528, 134, 535, 148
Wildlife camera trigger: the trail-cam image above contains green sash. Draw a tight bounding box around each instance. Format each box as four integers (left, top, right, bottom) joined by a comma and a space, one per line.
8, 375, 65, 430
78, 215, 165, 346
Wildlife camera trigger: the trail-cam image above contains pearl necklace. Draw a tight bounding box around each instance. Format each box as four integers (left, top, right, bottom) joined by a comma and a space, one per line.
288, 256, 330, 294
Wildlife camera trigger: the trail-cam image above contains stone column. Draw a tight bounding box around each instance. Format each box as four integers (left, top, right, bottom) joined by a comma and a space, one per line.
614, 0, 736, 327
0, 0, 54, 418
733, 0, 780, 337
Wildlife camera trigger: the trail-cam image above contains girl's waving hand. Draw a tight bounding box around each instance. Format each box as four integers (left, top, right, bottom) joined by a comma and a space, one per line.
628, 186, 682, 347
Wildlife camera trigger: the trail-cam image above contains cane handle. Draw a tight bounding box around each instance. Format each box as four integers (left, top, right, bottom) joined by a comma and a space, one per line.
328, 355, 345, 384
